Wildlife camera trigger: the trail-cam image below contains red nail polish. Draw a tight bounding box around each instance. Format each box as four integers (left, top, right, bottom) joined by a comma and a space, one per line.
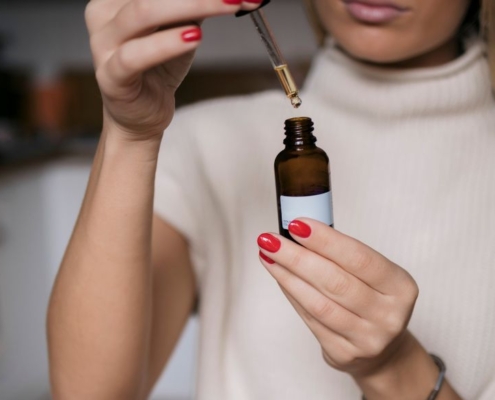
259, 251, 275, 264
288, 220, 312, 238
257, 233, 281, 253
182, 28, 202, 42
223, 0, 243, 4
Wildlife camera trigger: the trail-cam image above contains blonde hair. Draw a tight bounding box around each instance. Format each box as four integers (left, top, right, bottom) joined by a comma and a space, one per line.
303, 0, 326, 47
483, 0, 495, 86
304, 0, 495, 87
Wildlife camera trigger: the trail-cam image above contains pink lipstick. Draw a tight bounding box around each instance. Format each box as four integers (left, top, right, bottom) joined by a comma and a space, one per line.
343, 0, 409, 24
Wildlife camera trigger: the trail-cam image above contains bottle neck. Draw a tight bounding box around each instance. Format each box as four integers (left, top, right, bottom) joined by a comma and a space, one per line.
284, 117, 317, 149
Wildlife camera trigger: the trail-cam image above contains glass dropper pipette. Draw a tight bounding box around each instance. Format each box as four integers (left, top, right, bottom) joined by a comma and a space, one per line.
237, 3, 302, 108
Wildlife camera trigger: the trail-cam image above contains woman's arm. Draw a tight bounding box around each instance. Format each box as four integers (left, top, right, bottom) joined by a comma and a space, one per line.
47, 0, 258, 397
47, 129, 184, 399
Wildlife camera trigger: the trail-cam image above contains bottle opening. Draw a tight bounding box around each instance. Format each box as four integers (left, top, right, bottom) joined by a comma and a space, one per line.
284, 117, 314, 135
283, 117, 316, 146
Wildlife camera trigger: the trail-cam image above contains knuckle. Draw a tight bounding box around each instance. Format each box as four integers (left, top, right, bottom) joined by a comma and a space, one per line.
323, 347, 355, 368
312, 298, 335, 320
397, 272, 419, 305
353, 249, 373, 273
328, 274, 351, 296
336, 351, 356, 366
383, 313, 406, 337
364, 336, 388, 358
289, 250, 304, 270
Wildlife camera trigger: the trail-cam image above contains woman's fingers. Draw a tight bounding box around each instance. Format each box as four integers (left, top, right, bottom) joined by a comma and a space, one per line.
97, 0, 244, 51
87, 0, 262, 36
288, 219, 414, 295
85, 0, 262, 137
281, 290, 360, 368
259, 252, 365, 342
258, 234, 382, 319
85, 0, 132, 34
101, 25, 201, 90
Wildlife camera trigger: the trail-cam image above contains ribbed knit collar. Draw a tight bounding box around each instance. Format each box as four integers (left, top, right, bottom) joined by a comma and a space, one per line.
303, 38, 492, 120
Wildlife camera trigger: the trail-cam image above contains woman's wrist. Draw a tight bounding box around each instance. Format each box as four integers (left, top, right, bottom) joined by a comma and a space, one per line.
354, 331, 440, 400
102, 121, 164, 163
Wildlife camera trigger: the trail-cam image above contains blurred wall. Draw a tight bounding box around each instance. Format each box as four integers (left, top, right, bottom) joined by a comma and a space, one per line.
0, 168, 53, 400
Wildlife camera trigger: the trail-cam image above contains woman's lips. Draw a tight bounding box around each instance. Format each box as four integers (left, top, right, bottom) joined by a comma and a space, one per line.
343, 0, 408, 24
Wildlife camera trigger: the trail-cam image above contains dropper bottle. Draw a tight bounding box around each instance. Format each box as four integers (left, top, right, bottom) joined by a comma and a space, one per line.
236, 0, 302, 108
274, 117, 334, 240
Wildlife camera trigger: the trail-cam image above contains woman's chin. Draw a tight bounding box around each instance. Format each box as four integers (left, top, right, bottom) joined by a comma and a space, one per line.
333, 33, 416, 65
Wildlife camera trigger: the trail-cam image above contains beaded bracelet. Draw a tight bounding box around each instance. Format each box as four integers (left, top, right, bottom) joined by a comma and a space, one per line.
362, 354, 446, 400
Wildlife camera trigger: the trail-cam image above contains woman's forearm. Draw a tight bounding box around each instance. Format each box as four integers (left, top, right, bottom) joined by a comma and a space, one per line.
355, 331, 462, 400
47, 126, 162, 400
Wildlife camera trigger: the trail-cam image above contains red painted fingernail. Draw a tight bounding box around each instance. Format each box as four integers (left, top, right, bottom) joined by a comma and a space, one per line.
223, 0, 243, 4
259, 251, 275, 264
288, 220, 312, 238
182, 28, 202, 42
257, 233, 281, 253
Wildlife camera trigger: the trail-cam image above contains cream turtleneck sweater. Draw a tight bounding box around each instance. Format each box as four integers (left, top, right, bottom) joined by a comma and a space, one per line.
154, 39, 495, 400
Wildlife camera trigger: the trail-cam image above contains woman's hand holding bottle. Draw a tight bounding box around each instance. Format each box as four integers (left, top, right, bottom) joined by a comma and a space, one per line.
257, 220, 460, 399
85, 0, 263, 142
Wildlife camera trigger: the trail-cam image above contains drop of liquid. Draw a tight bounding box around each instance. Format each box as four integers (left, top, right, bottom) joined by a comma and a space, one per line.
290, 96, 302, 109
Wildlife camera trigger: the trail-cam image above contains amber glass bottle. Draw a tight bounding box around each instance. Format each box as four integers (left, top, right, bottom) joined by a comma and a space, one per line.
275, 117, 333, 240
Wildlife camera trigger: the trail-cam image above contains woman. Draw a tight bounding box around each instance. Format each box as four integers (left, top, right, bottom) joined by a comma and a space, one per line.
47, 0, 495, 399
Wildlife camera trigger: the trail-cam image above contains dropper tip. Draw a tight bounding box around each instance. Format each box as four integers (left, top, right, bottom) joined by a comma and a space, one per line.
290, 95, 302, 109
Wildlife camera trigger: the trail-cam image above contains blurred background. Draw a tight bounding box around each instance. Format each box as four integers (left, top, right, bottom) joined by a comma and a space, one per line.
0, 1, 316, 399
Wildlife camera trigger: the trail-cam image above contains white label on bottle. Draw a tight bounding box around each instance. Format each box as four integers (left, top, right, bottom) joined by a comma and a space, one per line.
280, 191, 333, 229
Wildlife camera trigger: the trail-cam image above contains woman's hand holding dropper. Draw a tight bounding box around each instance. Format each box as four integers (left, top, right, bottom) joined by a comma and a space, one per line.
86, 0, 263, 142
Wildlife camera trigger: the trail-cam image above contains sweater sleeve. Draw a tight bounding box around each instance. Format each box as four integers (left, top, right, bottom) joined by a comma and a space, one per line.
153, 106, 208, 251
